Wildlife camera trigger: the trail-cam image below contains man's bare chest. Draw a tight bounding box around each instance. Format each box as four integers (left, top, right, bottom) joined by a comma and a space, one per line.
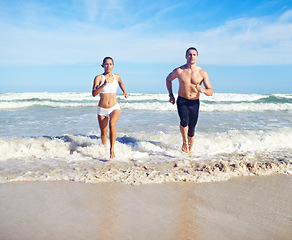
179, 72, 203, 85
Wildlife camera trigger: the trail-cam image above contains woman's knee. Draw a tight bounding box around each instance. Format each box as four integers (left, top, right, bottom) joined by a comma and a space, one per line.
99, 124, 108, 134
109, 121, 117, 130
100, 129, 108, 136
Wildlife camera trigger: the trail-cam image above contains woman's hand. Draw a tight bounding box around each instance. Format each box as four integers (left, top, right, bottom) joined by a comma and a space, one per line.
103, 80, 108, 86
124, 92, 129, 99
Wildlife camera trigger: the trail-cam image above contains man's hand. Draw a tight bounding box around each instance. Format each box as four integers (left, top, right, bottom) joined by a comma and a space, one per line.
196, 84, 204, 93
169, 95, 175, 104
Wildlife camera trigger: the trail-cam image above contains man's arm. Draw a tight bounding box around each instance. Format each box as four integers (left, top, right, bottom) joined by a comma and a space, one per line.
196, 70, 213, 96
166, 70, 177, 104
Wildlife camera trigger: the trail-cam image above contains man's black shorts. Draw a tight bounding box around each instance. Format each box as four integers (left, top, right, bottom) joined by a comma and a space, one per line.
176, 96, 200, 137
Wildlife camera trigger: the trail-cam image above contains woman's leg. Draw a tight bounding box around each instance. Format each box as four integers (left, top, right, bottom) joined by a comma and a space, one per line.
98, 115, 109, 146
109, 109, 121, 158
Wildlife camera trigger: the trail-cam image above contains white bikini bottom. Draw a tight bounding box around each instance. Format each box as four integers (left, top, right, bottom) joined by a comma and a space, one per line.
97, 103, 120, 117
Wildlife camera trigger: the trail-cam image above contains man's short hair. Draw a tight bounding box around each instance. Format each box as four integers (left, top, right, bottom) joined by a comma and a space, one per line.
186, 47, 198, 56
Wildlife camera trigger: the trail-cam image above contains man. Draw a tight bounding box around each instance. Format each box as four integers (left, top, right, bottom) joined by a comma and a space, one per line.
166, 47, 213, 153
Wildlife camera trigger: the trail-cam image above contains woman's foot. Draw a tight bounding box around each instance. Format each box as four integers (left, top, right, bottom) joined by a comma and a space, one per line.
110, 149, 115, 159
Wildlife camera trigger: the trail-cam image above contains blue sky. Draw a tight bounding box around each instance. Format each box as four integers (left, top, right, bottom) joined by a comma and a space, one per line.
0, 0, 292, 94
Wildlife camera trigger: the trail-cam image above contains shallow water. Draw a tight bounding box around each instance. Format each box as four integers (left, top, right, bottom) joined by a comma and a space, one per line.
0, 92, 291, 183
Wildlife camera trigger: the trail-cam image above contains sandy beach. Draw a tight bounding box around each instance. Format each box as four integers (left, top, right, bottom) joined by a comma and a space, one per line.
0, 174, 291, 240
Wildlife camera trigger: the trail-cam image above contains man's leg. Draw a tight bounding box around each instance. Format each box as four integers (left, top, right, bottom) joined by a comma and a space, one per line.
188, 136, 195, 153
180, 125, 189, 153
187, 100, 200, 153
177, 97, 190, 153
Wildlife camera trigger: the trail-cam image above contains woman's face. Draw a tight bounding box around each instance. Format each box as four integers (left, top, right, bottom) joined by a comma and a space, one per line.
102, 59, 114, 72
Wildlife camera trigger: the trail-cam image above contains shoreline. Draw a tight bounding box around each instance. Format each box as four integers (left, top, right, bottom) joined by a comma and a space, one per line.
1, 152, 291, 185
1, 175, 291, 240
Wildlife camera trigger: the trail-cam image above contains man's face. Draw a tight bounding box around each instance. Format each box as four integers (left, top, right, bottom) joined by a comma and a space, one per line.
186, 49, 198, 64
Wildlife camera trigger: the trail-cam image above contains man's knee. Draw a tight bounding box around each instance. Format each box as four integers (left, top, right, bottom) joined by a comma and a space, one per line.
180, 120, 188, 128
188, 127, 195, 137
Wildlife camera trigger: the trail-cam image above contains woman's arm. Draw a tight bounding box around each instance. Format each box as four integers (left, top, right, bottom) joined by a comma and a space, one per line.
116, 74, 128, 98
92, 75, 106, 97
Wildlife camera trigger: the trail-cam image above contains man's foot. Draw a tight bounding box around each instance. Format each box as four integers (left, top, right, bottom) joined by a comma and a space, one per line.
188, 142, 192, 153
182, 143, 189, 153
188, 136, 195, 154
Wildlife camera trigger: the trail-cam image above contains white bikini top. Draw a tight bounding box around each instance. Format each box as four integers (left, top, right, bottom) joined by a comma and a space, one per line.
100, 74, 119, 94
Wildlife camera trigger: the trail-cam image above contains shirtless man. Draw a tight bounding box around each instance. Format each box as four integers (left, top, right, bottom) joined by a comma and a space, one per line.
166, 47, 213, 153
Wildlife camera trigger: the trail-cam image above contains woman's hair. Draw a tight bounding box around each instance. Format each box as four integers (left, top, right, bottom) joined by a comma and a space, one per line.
102, 57, 114, 66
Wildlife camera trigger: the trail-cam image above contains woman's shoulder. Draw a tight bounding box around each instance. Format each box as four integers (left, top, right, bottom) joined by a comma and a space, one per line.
93, 74, 104, 85
96, 74, 105, 78
95, 74, 105, 80
113, 73, 121, 81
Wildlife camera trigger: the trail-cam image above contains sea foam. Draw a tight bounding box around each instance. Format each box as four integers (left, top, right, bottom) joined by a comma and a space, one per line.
0, 128, 291, 184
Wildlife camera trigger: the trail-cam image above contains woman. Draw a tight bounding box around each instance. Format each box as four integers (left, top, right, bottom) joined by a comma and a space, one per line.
92, 57, 128, 158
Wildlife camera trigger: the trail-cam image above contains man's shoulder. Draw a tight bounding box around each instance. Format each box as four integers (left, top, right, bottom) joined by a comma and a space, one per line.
174, 65, 187, 72
198, 67, 208, 76
192, 65, 207, 75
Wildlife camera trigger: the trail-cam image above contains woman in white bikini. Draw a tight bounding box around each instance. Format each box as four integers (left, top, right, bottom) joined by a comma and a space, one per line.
92, 57, 128, 158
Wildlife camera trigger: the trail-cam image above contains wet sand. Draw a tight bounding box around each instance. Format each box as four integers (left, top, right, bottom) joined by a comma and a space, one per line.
0, 175, 291, 240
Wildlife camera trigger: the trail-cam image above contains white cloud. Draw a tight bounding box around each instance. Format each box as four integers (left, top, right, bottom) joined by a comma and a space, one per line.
0, 3, 291, 66
279, 8, 292, 22
84, 0, 99, 22
196, 14, 292, 65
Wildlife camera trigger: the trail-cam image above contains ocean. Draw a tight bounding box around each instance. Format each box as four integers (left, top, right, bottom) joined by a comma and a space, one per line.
0, 92, 291, 184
